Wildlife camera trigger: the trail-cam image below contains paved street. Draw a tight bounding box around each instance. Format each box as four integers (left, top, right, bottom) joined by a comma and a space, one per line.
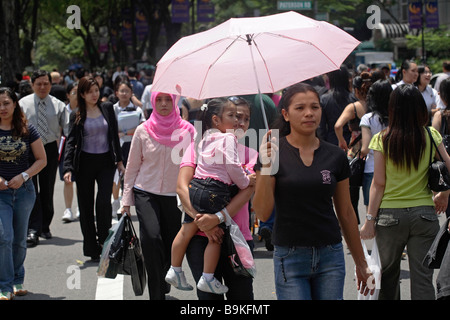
16, 178, 445, 301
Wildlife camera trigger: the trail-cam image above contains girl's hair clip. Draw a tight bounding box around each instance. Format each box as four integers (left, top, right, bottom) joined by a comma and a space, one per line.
200, 104, 208, 111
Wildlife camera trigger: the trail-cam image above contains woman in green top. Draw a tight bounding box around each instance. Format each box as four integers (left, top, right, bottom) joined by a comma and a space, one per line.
360, 84, 450, 300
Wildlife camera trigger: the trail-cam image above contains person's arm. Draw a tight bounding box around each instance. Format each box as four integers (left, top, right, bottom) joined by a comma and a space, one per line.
432, 141, 450, 214
360, 150, 385, 240
121, 131, 144, 215
432, 110, 442, 131
107, 104, 125, 176
334, 103, 354, 152
177, 166, 255, 238
63, 113, 77, 183
253, 170, 275, 222
131, 95, 143, 107
6, 138, 47, 189
360, 126, 372, 157
177, 166, 200, 220
253, 130, 276, 222
333, 177, 374, 295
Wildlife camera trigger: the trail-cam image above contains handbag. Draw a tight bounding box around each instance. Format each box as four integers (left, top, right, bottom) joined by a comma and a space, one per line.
97, 215, 126, 278
121, 215, 147, 296
423, 217, 450, 269
425, 127, 450, 192
97, 215, 147, 296
349, 149, 365, 186
439, 111, 450, 154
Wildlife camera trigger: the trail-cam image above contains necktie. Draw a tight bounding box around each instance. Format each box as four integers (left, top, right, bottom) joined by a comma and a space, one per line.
37, 101, 48, 144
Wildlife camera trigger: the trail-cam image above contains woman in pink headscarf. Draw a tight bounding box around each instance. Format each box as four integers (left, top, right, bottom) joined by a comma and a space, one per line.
122, 91, 195, 300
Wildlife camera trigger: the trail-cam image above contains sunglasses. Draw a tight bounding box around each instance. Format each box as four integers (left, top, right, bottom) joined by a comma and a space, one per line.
228, 96, 248, 105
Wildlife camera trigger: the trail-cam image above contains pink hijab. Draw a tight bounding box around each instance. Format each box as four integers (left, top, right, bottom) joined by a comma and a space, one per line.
143, 91, 195, 149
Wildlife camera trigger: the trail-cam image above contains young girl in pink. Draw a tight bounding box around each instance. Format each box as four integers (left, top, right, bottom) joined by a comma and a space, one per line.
165, 98, 256, 294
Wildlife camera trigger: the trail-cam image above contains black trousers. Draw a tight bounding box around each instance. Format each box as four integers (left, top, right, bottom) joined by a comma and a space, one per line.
28, 141, 58, 234
133, 188, 181, 300
76, 152, 115, 258
186, 235, 254, 300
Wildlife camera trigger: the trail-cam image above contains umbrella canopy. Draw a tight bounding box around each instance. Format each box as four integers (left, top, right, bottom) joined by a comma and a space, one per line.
152, 11, 360, 100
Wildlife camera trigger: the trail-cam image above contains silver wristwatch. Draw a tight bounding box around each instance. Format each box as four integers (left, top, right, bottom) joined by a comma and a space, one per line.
215, 211, 225, 223
21, 172, 30, 182
366, 214, 376, 221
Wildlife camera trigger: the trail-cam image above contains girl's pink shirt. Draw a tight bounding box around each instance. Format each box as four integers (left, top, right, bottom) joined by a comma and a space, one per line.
181, 141, 258, 241
193, 130, 250, 189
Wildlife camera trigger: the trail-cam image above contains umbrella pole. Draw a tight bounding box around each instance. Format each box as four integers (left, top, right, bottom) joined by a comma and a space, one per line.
247, 35, 269, 131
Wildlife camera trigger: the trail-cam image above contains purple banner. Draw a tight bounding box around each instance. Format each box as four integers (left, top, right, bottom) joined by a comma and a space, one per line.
197, 0, 214, 23
172, 0, 190, 23
408, 1, 422, 29
135, 9, 148, 41
425, 0, 439, 28
122, 8, 133, 46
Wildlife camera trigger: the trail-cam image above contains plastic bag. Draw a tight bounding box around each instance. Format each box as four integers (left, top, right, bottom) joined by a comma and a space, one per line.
356, 239, 381, 300
223, 210, 256, 278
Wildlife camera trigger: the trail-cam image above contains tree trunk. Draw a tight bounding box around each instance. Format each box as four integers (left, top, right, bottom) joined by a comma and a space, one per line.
0, 0, 21, 83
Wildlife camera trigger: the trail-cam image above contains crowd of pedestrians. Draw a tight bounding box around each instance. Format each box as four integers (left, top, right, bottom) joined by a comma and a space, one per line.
0, 59, 449, 301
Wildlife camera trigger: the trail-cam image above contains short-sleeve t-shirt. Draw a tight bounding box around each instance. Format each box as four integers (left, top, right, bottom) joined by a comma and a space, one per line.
258, 137, 350, 247
359, 112, 387, 173
0, 124, 40, 181
369, 126, 440, 208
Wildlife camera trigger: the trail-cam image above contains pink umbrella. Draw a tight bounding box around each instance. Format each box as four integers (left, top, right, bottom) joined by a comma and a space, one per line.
151, 11, 360, 128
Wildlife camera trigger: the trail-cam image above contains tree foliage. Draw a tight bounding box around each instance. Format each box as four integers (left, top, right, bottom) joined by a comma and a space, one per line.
406, 27, 450, 59
1, 0, 420, 83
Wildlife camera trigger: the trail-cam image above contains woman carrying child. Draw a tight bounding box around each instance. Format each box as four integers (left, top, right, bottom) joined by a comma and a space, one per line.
166, 98, 256, 295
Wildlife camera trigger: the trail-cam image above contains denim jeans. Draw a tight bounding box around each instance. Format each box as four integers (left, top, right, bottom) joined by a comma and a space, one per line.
375, 206, 439, 300
362, 172, 374, 206
273, 242, 345, 300
186, 178, 234, 223
0, 180, 36, 293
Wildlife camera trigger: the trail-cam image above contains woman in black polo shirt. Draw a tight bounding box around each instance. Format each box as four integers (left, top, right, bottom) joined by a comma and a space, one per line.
253, 83, 373, 300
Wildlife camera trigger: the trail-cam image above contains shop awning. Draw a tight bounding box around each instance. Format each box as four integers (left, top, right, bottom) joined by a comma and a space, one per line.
374, 23, 419, 38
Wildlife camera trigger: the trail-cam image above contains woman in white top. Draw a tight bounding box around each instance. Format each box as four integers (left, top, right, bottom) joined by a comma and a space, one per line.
111, 80, 145, 215
359, 80, 392, 213
61, 82, 79, 222
392, 60, 418, 90
415, 65, 440, 121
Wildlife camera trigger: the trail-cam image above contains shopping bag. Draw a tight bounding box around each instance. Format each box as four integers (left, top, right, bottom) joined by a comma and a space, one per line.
109, 215, 127, 263
97, 215, 126, 278
356, 239, 381, 300
121, 215, 147, 296
223, 210, 256, 278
